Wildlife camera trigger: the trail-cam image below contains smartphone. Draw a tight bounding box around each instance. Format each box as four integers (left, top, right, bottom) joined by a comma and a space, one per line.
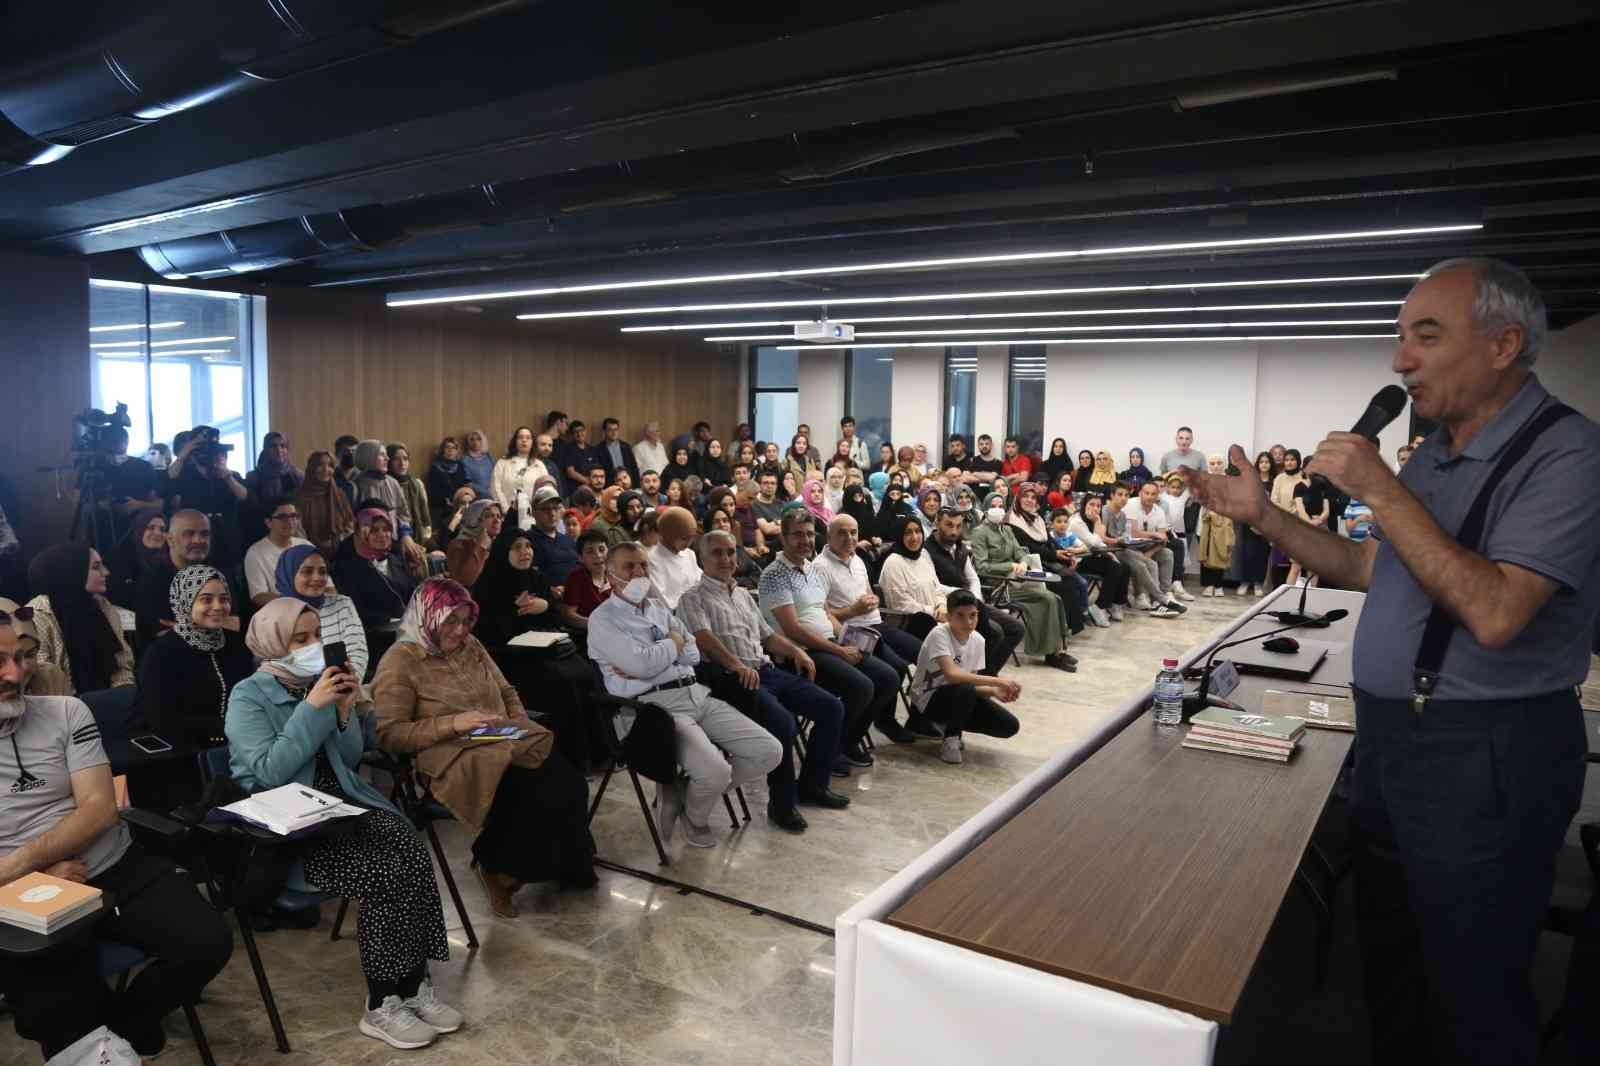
324, 641, 349, 673
130, 734, 174, 755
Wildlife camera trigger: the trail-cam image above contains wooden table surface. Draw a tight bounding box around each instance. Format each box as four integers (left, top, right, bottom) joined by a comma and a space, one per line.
887, 592, 1362, 1024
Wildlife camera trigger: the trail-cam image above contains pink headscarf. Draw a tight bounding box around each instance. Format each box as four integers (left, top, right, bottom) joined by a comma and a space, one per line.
354, 507, 393, 561
801, 478, 833, 524
396, 577, 480, 657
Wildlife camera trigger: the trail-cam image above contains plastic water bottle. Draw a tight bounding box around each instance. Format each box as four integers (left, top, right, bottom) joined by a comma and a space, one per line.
1153, 657, 1184, 727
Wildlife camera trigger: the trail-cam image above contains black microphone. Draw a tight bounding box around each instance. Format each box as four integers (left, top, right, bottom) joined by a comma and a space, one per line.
1182, 608, 1350, 717
1309, 383, 1408, 491
1267, 574, 1332, 628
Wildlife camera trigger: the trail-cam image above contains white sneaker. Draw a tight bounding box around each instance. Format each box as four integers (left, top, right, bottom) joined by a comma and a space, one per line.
1130, 593, 1151, 610
655, 780, 684, 842
1234, 584, 1249, 596
940, 737, 964, 765
682, 821, 718, 848
1108, 604, 1125, 623
1171, 582, 1194, 601
403, 980, 463, 1034
1087, 604, 1111, 628
360, 996, 436, 1050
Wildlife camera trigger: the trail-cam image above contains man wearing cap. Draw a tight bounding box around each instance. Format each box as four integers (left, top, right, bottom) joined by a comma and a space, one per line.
1188, 257, 1600, 1066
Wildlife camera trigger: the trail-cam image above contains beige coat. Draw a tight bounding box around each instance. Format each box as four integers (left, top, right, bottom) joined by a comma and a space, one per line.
1198, 508, 1237, 570
25, 594, 135, 694
372, 636, 552, 831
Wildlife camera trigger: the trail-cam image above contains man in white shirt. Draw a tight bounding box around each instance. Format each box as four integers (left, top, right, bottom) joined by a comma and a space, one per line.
1126, 480, 1192, 602
1106, 483, 1184, 615
244, 495, 311, 606
814, 515, 922, 742
634, 422, 669, 482
839, 416, 869, 468
644, 507, 703, 609
586, 543, 781, 848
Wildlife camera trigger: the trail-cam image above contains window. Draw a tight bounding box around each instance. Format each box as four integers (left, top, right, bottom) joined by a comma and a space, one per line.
90, 280, 257, 466
1007, 344, 1047, 456
749, 346, 799, 449
944, 346, 976, 453
845, 350, 893, 457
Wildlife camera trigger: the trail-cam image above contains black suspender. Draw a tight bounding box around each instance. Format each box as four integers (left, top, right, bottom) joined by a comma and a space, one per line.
1410, 401, 1576, 712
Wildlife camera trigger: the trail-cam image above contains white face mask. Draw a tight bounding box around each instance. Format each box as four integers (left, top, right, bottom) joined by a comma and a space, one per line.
620, 577, 652, 603
277, 641, 326, 679
986, 507, 1006, 525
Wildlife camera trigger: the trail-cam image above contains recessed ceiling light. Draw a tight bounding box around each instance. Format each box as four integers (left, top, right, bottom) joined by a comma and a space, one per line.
148, 335, 235, 347
515, 274, 1422, 321
89, 320, 185, 333
776, 334, 1396, 350
391, 225, 1475, 308
705, 318, 1395, 340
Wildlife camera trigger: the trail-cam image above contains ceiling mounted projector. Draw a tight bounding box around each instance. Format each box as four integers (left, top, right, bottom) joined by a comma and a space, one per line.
794, 320, 854, 342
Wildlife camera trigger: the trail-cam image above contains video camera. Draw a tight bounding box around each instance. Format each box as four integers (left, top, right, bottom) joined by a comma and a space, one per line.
71, 403, 132, 470
185, 425, 234, 466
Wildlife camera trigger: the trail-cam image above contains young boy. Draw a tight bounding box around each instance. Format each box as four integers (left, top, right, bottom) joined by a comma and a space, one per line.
561, 529, 611, 627
1048, 511, 1105, 627
908, 590, 1023, 765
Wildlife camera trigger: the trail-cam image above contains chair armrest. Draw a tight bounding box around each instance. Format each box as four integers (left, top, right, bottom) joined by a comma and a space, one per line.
120, 807, 189, 838
361, 750, 407, 774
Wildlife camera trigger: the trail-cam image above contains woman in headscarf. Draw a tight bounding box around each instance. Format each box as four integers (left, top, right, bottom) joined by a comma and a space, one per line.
1088, 449, 1119, 489
276, 544, 369, 682
612, 490, 646, 546
296, 450, 356, 557
785, 433, 819, 485
426, 437, 469, 523
26, 543, 134, 697
459, 429, 495, 500
1119, 447, 1154, 489
1072, 449, 1097, 494
877, 517, 955, 640
1038, 438, 1071, 488
387, 443, 434, 551
875, 480, 916, 541
914, 485, 944, 536
246, 431, 304, 513
951, 486, 978, 531
839, 483, 880, 546
587, 486, 625, 544
110, 510, 168, 610
823, 466, 847, 515
1008, 485, 1088, 634
444, 500, 503, 589
661, 445, 698, 487
435, 485, 478, 552
801, 477, 834, 526
373, 579, 595, 919
229, 598, 462, 1044
698, 439, 731, 487
0, 597, 70, 696
968, 492, 1075, 672
332, 507, 417, 635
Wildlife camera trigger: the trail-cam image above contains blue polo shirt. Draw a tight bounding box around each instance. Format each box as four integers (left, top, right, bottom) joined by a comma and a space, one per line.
1352, 374, 1600, 700
530, 527, 579, 581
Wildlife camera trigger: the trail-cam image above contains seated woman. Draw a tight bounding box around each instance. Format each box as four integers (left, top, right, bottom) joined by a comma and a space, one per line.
110, 510, 167, 610
1006, 485, 1087, 635
276, 544, 370, 682
587, 486, 624, 544
444, 499, 503, 588
229, 598, 461, 1048
878, 518, 954, 639
332, 506, 417, 665
435, 485, 477, 552
914, 485, 944, 536
373, 579, 595, 919
0, 596, 70, 695
698, 439, 731, 487
1066, 495, 1133, 621
296, 450, 356, 558
661, 446, 698, 487
838, 484, 880, 548
609, 490, 645, 546
472, 527, 598, 771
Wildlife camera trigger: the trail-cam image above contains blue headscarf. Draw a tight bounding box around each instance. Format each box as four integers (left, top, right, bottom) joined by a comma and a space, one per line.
274, 543, 326, 607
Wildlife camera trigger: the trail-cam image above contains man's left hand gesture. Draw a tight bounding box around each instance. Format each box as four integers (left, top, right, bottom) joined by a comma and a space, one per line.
1309, 432, 1395, 502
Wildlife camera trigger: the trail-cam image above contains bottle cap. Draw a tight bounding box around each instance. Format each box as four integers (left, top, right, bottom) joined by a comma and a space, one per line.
1162, 657, 1179, 668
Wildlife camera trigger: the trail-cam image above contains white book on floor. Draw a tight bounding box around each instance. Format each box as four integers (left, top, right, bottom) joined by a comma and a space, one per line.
222, 784, 364, 835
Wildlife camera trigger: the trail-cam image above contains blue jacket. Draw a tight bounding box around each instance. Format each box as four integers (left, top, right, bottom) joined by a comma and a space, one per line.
224, 670, 400, 818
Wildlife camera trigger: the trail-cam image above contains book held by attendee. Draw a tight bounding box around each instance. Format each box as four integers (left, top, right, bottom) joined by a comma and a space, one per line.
0, 871, 103, 934
221, 783, 366, 836
508, 630, 572, 650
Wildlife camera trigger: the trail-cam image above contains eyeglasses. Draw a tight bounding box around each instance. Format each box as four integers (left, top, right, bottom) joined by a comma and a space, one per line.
0, 607, 35, 623
270, 512, 299, 521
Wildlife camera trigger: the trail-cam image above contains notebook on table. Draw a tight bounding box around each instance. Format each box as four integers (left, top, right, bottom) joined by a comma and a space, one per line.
0, 872, 103, 934
1261, 689, 1356, 732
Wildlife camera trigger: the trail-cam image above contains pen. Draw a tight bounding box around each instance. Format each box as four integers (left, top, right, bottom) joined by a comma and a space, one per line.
298, 789, 329, 806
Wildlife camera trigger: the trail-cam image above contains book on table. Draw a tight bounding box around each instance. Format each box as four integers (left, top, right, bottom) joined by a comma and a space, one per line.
0, 871, 103, 934
1260, 689, 1356, 731
1183, 706, 1305, 762
221, 783, 366, 836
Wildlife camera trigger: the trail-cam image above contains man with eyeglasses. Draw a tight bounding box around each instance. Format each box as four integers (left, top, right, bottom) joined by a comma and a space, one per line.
134, 509, 221, 647
243, 495, 311, 607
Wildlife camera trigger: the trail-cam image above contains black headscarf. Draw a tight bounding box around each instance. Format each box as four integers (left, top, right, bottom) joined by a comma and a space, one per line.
875, 483, 915, 540
887, 516, 926, 560
474, 524, 559, 646
840, 484, 877, 535
1038, 438, 1071, 486
28, 543, 121, 693
617, 490, 646, 534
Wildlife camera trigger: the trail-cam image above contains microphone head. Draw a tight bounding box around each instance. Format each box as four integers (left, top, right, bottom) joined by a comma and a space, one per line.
1372, 384, 1409, 420
1321, 608, 1349, 622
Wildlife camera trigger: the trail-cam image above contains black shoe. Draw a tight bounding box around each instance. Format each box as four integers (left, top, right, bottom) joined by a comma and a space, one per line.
1058, 652, 1079, 666
768, 805, 809, 832
831, 755, 852, 777
120, 1016, 167, 1059
798, 786, 852, 809
844, 742, 874, 767
271, 902, 322, 929
874, 714, 918, 744
1045, 653, 1078, 673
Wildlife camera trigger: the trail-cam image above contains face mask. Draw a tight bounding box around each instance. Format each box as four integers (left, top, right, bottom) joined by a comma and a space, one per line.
986, 507, 1006, 524
277, 641, 326, 679
621, 577, 652, 603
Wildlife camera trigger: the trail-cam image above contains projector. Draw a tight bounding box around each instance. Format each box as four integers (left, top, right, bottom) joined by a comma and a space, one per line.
794, 320, 854, 343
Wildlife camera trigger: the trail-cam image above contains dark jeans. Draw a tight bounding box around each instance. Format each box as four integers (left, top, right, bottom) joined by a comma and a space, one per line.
922, 683, 1020, 740
695, 662, 846, 809
1350, 686, 1585, 1066
0, 846, 233, 1059
874, 623, 922, 678
811, 649, 899, 747
1076, 552, 1130, 607
978, 604, 1025, 675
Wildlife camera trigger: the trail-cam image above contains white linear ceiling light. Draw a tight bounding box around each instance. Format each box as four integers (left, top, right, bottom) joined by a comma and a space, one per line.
89, 320, 185, 333
148, 335, 235, 347
513, 274, 1422, 321
777, 334, 1396, 350
704, 318, 1396, 340
389, 225, 1476, 308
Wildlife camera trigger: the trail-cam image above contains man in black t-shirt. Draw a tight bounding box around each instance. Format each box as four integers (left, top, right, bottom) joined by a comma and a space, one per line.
941, 434, 971, 473
964, 434, 1004, 489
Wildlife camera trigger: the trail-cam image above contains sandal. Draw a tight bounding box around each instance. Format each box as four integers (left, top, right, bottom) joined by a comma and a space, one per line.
472, 862, 518, 918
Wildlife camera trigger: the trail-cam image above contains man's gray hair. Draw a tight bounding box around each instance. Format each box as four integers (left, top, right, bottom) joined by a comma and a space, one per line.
697, 528, 737, 562
605, 540, 646, 576
1421, 257, 1547, 367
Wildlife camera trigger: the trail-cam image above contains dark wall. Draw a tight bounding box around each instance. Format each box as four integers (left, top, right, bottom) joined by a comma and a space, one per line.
0, 248, 90, 581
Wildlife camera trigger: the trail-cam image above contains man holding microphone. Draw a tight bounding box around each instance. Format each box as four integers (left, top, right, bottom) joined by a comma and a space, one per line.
1186, 257, 1599, 1066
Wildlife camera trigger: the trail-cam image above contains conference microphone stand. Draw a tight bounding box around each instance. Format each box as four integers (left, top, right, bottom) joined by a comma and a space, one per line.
1182, 608, 1350, 719
1266, 574, 1334, 628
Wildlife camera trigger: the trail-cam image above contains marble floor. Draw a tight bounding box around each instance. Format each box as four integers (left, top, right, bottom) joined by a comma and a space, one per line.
3, 589, 1593, 1065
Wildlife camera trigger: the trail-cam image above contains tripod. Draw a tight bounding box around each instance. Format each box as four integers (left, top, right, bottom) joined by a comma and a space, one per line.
69, 464, 121, 556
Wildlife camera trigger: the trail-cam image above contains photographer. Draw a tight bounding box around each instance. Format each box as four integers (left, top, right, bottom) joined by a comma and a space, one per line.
164, 427, 246, 567
101, 425, 161, 519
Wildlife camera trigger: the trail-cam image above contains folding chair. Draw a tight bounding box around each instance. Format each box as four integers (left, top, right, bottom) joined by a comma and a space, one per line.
100, 941, 216, 1066
588, 693, 747, 866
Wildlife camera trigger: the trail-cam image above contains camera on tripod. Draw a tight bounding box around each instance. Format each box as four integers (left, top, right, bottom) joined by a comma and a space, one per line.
72, 403, 132, 460
68, 402, 133, 552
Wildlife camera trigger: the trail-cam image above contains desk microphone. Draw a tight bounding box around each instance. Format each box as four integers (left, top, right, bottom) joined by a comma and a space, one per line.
1267, 574, 1333, 628
1182, 608, 1350, 718
1309, 383, 1408, 493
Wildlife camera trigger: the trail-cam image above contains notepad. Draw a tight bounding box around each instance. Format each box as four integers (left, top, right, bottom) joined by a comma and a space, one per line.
508, 630, 572, 649
221, 784, 366, 836
0, 872, 103, 934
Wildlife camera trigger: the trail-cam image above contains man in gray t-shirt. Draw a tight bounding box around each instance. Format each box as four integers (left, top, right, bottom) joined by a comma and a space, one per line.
1183, 258, 1598, 1065
1158, 426, 1204, 475
0, 622, 231, 1059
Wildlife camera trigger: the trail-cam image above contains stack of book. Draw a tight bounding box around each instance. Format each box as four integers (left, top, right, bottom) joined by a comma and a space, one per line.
0, 872, 103, 934
1182, 706, 1305, 763
221, 783, 365, 836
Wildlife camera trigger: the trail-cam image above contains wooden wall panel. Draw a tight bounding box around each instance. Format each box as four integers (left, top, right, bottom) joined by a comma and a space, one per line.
265, 287, 741, 464
0, 249, 91, 559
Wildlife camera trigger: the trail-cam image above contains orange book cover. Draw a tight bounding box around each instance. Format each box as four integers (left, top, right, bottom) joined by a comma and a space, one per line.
0, 871, 102, 927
